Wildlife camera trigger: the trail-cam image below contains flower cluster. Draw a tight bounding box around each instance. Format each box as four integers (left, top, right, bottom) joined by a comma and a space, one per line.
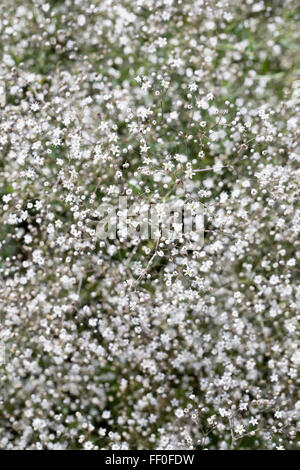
0, 0, 299, 450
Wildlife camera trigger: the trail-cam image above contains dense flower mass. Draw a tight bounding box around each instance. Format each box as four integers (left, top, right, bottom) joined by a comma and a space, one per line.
0, 0, 299, 450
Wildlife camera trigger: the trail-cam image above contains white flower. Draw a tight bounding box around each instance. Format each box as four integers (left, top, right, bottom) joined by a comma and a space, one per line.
175, 409, 184, 418
235, 424, 245, 435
